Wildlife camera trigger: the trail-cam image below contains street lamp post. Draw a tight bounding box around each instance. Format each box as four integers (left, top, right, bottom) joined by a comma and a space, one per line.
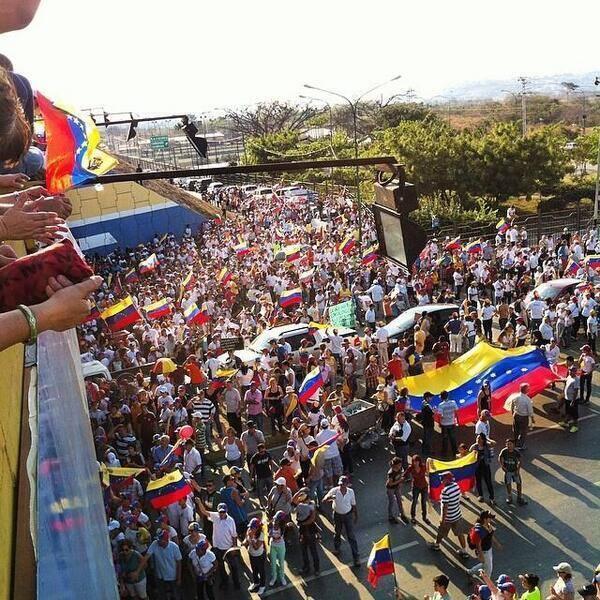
303, 75, 402, 248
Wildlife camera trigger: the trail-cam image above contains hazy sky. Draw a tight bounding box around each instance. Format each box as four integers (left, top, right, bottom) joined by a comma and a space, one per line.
2, 0, 599, 114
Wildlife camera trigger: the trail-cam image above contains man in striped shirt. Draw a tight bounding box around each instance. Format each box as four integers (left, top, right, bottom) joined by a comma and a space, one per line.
431, 472, 470, 558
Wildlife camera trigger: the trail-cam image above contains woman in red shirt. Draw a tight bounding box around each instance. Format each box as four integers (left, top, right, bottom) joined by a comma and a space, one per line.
402, 455, 430, 524
432, 335, 451, 369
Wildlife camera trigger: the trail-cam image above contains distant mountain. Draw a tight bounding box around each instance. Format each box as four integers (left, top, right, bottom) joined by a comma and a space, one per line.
438, 72, 598, 101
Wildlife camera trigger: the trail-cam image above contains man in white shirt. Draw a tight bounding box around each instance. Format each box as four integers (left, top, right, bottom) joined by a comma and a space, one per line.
544, 338, 561, 366
194, 502, 241, 589
507, 383, 534, 450
366, 279, 385, 318
183, 439, 203, 484
528, 297, 547, 332
188, 539, 218, 598
388, 412, 412, 471
474, 410, 493, 440
316, 419, 343, 487
322, 476, 360, 566
375, 322, 390, 363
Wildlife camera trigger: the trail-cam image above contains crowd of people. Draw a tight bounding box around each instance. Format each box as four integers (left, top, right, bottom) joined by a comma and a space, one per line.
76, 184, 599, 599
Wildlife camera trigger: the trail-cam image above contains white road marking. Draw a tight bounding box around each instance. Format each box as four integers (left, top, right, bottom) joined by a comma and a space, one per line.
261, 540, 419, 597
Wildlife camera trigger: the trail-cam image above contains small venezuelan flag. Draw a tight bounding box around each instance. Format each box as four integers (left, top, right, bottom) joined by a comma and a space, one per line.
465, 240, 483, 254
234, 242, 250, 257
139, 253, 159, 274
143, 298, 172, 320
299, 268, 314, 283
279, 288, 303, 309
361, 245, 379, 265
284, 245, 302, 262
367, 534, 394, 588
564, 259, 581, 276
496, 218, 510, 234
35, 92, 117, 193
298, 366, 324, 404
184, 302, 210, 325
124, 268, 139, 284
428, 451, 478, 501
445, 236, 462, 251
217, 267, 233, 285
100, 296, 142, 331
84, 302, 101, 323
340, 234, 357, 255
145, 470, 192, 509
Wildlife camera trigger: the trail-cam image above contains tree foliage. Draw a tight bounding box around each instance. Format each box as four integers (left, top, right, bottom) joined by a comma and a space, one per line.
225, 102, 318, 137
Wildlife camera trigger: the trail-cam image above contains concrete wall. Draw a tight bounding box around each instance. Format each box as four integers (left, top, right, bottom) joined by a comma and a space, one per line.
66, 182, 206, 254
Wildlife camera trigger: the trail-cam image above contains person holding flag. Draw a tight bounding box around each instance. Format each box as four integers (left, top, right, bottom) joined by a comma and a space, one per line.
430, 472, 471, 558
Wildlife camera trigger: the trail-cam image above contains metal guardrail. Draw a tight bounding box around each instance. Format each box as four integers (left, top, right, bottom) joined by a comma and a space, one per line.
425, 204, 594, 244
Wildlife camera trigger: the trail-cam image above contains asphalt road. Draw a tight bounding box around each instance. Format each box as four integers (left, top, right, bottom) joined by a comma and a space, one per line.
213, 381, 600, 600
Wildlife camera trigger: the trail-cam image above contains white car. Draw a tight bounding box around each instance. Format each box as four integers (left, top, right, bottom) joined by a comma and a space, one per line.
207, 181, 224, 194
81, 360, 112, 381
218, 323, 359, 368
253, 186, 273, 199
241, 184, 258, 197
383, 303, 460, 341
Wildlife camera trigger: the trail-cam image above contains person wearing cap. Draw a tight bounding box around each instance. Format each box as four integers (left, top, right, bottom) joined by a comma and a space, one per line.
243, 517, 267, 594
250, 443, 276, 508
188, 538, 218, 600
274, 456, 299, 494
466, 509, 497, 579
267, 476, 293, 517
292, 487, 321, 577
431, 472, 470, 558
548, 563, 575, 600
182, 521, 206, 558
578, 344, 595, 406
133, 530, 182, 599
322, 475, 360, 566
218, 474, 249, 539
150, 435, 176, 472
518, 573, 541, 600
118, 539, 148, 600
194, 500, 241, 590
507, 383, 534, 451
316, 417, 343, 488
479, 570, 516, 600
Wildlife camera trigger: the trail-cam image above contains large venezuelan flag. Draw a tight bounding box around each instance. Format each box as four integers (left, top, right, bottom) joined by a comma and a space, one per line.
145, 470, 192, 509
367, 534, 394, 588
401, 343, 558, 424
298, 366, 324, 404
143, 298, 172, 320
100, 296, 142, 331
428, 451, 478, 501
584, 255, 600, 271
279, 288, 303, 308
36, 92, 117, 193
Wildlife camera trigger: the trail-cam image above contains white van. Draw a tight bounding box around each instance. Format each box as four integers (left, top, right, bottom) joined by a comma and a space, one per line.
81, 360, 112, 381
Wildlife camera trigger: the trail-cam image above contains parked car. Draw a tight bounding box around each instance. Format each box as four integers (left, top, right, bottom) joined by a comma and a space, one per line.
524, 278, 582, 307
253, 186, 273, 199
207, 181, 224, 194
241, 184, 258, 197
383, 303, 460, 342
218, 323, 359, 368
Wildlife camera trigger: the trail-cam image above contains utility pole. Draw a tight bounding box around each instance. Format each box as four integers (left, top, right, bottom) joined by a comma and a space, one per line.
518, 76, 528, 137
